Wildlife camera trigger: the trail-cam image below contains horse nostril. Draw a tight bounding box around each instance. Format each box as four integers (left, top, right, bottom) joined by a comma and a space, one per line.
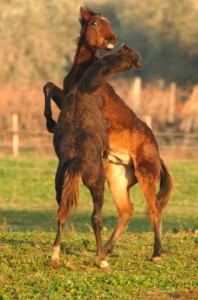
109, 36, 114, 41
107, 36, 118, 44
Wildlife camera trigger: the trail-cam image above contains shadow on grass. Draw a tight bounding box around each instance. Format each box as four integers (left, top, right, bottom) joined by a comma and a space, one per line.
0, 209, 197, 233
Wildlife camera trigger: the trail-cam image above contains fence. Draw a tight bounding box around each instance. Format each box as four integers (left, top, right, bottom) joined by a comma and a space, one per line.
0, 113, 198, 160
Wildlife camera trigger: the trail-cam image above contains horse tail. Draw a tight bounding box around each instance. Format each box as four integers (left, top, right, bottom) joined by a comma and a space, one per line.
157, 159, 174, 213
57, 159, 82, 224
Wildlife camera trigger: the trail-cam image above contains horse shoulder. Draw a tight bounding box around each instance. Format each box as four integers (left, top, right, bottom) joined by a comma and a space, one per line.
100, 84, 137, 126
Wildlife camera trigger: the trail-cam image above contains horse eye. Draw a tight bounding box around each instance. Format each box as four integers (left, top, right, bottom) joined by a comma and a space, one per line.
92, 22, 98, 27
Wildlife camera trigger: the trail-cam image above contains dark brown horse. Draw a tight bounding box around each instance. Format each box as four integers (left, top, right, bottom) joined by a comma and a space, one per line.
51, 44, 141, 269
43, 7, 174, 262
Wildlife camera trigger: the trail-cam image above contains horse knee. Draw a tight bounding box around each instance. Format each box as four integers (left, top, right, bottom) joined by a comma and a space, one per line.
120, 209, 133, 226
128, 206, 134, 218
92, 213, 103, 230
43, 82, 55, 96
147, 207, 161, 225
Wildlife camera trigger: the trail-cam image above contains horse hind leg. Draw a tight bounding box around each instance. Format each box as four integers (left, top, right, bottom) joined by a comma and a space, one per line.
50, 220, 65, 267
137, 165, 163, 261
91, 186, 108, 269
50, 163, 66, 267
103, 163, 137, 255
83, 167, 109, 269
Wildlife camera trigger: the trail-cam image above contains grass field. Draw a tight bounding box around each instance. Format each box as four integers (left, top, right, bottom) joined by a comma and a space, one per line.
0, 157, 198, 299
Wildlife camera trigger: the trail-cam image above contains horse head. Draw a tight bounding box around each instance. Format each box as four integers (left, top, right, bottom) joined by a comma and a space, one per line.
80, 7, 118, 51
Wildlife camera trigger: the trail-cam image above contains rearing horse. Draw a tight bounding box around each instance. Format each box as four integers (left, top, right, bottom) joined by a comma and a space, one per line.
52, 44, 141, 269
43, 7, 174, 262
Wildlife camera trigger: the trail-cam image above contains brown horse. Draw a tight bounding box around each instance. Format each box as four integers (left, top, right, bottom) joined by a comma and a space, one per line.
43, 7, 174, 262
51, 45, 141, 269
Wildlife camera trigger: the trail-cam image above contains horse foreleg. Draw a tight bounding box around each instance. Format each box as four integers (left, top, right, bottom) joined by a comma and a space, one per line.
43, 82, 65, 133
103, 163, 137, 255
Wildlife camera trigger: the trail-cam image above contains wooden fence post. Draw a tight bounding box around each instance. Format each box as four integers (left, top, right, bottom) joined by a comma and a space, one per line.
131, 76, 142, 114
168, 82, 176, 123
12, 113, 19, 157
180, 84, 198, 133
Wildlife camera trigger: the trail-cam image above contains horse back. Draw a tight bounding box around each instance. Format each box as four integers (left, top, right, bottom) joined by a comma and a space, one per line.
54, 91, 107, 165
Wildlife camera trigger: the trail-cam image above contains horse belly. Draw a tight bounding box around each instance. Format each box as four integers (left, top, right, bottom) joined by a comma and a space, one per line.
108, 149, 133, 166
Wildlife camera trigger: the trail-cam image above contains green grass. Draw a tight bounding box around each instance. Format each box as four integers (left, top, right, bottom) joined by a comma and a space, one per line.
0, 157, 198, 299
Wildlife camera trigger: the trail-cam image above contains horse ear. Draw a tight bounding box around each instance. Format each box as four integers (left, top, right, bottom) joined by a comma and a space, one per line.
80, 7, 92, 22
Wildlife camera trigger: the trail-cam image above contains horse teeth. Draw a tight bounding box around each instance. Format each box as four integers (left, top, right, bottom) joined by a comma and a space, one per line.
107, 43, 114, 49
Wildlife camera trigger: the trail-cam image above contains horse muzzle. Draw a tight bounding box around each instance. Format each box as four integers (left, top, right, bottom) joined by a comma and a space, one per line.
105, 36, 118, 50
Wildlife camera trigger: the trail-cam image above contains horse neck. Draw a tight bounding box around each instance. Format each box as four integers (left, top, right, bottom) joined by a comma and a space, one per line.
63, 38, 98, 94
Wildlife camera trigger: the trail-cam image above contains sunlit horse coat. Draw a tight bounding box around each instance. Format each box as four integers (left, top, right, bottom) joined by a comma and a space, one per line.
44, 7, 174, 263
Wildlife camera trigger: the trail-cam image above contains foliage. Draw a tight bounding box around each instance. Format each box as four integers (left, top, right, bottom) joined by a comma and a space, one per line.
0, 157, 197, 232
0, 157, 198, 298
0, 0, 198, 85
0, 231, 197, 299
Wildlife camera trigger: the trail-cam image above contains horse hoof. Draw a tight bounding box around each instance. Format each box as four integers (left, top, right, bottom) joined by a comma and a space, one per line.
100, 259, 109, 269
103, 245, 113, 256
46, 119, 56, 133
152, 256, 162, 262
47, 127, 55, 134
49, 259, 60, 267
100, 260, 111, 272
